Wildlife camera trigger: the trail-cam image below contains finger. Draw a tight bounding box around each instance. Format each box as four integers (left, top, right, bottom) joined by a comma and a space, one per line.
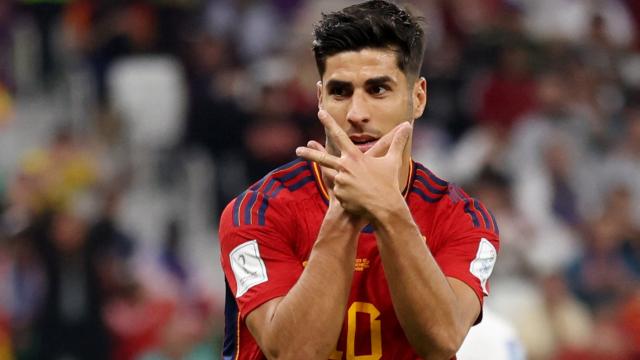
296, 146, 341, 169
366, 122, 404, 157
307, 140, 337, 179
387, 122, 412, 158
306, 140, 336, 175
307, 140, 326, 152
304, 140, 337, 188
318, 110, 359, 156
322, 166, 337, 189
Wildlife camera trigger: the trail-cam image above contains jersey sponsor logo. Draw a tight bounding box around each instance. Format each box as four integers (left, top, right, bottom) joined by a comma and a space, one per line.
302, 258, 370, 271
354, 258, 370, 271
229, 240, 268, 297
470, 238, 497, 295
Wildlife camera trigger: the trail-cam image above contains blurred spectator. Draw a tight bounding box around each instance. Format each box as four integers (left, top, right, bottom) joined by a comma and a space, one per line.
204, 0, 285, 63
183, 33, 245, 155
17, 127, 98, 214
104, 219, 219, 360
566, 202, 639, 312
0, 228, 44, 359
439, 0, 503, 40
507, 72, 599, 251
603, 109, 640, 228
421, 34, 470, 139
522, 0, 634, 47
476, 44, 537, 131
159, 220, 188, 288
18, 1, 64, 88
87, 186, 136, 298
242, 55, 306, 182
33, 205, 110, 360
543, 137, 582, 227
182, 31, 249, 213
541, 274, 595, 355
103, 281, 175, 360
90, 2, 163, 104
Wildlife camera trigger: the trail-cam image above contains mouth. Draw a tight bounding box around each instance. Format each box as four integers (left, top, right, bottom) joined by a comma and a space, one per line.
349, 134, 379, 152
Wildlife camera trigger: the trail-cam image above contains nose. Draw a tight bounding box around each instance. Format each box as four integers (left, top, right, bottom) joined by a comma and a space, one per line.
347, 90, 370, 126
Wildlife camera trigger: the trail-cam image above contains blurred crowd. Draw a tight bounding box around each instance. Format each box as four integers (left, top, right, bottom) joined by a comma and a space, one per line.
0, 0, 640, 359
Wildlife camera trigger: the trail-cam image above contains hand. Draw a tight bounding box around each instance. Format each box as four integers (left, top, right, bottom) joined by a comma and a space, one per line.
303, 111, 410, 198
296, 110, 412, 219
305, 118, 408, 189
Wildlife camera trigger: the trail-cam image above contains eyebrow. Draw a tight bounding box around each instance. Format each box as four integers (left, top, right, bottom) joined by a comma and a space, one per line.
364, 76, 395, 87
325, 79, 352, 89
325, 76, 396, 89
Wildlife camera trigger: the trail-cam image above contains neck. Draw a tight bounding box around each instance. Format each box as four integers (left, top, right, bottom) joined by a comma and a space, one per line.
399, 153, 412, 194
399, 135, 413, 193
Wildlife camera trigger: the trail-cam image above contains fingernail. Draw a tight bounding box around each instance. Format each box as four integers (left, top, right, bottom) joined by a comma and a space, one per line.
295, 147, 304, 155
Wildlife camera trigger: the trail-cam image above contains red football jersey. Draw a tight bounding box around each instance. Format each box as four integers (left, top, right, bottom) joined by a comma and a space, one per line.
219, 158, 500, 360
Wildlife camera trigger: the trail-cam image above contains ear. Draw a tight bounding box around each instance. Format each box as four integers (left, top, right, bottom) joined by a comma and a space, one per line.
316, 80, 323, 110
412, 77, 427, 119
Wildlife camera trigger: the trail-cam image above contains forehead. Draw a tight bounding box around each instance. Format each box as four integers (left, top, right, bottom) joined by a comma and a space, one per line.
323, 48, 405, 84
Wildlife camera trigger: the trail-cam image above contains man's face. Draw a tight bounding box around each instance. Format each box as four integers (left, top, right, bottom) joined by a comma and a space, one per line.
317, 48, 426, 156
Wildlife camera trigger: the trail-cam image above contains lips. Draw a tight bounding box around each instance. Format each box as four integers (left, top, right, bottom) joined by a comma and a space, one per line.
349, 134, 378, 152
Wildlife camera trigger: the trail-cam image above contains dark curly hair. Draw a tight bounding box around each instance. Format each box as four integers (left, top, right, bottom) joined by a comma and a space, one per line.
312, 0, 425, 80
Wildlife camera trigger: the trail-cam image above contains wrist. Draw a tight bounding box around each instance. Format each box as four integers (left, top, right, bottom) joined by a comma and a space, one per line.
327, 200, 367, 232
368, 192, 408, 226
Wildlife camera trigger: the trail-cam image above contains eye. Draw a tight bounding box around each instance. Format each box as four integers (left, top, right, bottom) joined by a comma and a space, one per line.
369, 85, 390, 96
329, 86, 351, 98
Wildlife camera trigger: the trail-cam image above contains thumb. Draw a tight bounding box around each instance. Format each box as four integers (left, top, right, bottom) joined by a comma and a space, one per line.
387, 122, 412, 158
366, 123, 402, 157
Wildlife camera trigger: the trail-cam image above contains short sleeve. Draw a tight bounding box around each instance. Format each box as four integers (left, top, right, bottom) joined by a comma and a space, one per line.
433, 195, 500, 311
219, 195, 303, 319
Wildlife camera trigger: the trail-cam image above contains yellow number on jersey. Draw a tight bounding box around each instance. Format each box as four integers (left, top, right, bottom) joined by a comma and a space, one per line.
331, 302, 382, 360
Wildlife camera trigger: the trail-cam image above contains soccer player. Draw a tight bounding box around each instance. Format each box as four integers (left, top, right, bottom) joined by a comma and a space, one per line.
219, 1, 500, 359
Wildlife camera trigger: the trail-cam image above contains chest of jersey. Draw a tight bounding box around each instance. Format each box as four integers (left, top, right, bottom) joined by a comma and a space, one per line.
221, 160, 496, 360
293, 201, 433, 359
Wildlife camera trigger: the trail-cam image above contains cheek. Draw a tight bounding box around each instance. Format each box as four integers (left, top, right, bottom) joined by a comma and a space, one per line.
323, 103, 349, 126
378, 98, 411, 128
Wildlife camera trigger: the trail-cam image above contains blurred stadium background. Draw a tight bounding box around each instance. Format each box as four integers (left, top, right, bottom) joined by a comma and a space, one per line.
0, 0, 640, 359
